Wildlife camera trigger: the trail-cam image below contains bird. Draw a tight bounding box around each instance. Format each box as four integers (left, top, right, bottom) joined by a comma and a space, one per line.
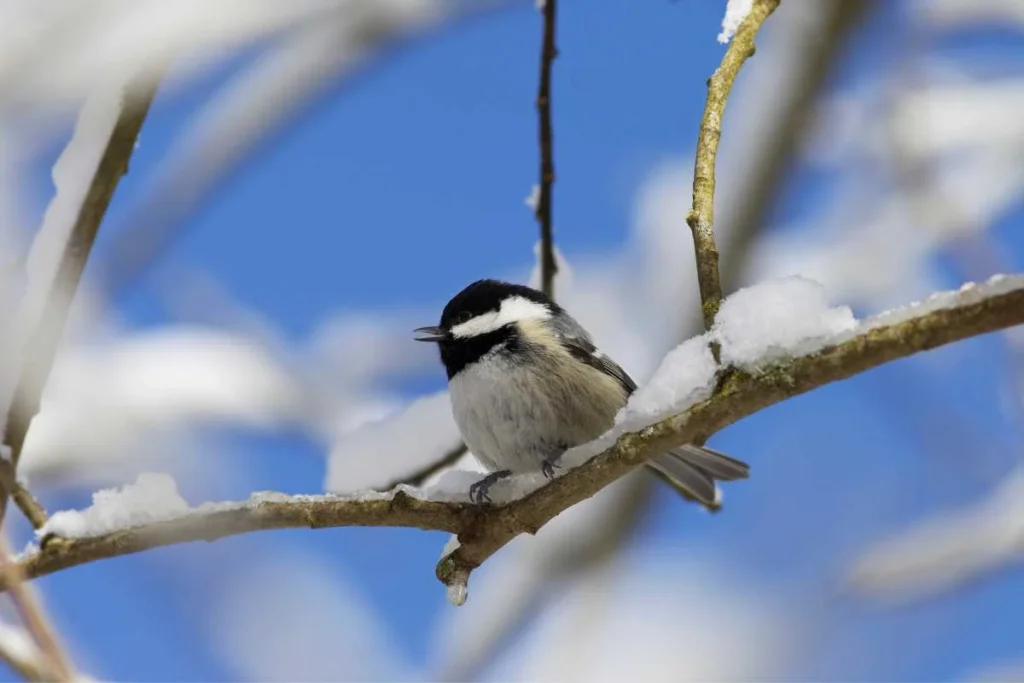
414, 279, 749, 507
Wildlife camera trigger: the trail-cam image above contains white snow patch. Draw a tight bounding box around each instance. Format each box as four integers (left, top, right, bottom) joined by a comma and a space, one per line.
712, 276, 857, 368
718, 0, 754, 43
525, 184, 541, 211
617, 335, 718, 431
858, 273, 1024, 334
39, 472, 189, 538
3, 78, 126, 426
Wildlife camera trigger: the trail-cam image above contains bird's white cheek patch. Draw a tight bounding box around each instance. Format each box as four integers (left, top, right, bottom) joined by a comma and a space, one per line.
451, 296, 551, 338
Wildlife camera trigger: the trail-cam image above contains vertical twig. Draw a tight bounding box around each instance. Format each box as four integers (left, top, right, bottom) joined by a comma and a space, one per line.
0, 534, 75, 682
686, 0, 782, 331
1, 70, 163, 530
535, 0, 559, 298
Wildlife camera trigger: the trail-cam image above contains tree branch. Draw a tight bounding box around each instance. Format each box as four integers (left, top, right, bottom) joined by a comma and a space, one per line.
687, 0, 781, 330
10, 278, 1024, 600
437, 276, 1024, 594
534, 0, 558, 298
17, 492, 478, 586
1, 71, 162, 529
0, 534, 75, 682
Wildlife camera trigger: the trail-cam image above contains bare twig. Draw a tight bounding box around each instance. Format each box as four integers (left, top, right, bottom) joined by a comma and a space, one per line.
0, 535, 74, 681
687, 0, 781, 330
534, 0, 558, 298
0, 462, 46, 532
1, 71, 162, 529
9, 278, 1024, 600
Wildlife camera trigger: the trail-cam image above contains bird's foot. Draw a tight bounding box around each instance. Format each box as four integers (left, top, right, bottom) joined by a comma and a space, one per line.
468, 470, 513, 504
541, 457, 562, 480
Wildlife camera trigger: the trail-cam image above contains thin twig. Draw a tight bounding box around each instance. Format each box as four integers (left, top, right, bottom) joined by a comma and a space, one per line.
8, 278, 1024, 599
534, 0, 558, 298
0, 71, 163, 529
0, 535, 74, 681
687, 0, 781, 330
0, 461, 46, 531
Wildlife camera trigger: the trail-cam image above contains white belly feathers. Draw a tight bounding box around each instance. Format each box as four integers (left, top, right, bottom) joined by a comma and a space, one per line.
448, 350, 625, 474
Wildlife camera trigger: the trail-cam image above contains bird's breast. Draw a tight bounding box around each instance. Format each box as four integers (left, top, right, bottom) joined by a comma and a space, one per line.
448, 353, 626, 473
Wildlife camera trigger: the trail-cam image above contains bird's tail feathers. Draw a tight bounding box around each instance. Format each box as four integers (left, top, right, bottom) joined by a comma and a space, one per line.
645, 444, 750, 511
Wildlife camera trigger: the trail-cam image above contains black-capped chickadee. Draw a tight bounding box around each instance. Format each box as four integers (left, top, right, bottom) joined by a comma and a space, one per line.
415, 279, 749, 507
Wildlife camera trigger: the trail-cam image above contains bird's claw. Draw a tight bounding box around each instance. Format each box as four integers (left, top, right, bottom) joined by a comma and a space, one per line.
468, 470, 512, 504
541, 458, 561, 480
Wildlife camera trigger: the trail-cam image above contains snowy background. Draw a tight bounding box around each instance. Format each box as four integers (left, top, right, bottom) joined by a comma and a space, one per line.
2, 0, 1024, 680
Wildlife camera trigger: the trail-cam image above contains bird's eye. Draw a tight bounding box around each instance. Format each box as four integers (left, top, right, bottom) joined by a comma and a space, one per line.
455, 311, 474, 325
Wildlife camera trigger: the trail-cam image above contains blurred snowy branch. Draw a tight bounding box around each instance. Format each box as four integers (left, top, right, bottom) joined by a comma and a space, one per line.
848, 466, 1024, 603
1, 68, 162, 530
0, 533, 75, 681
0, 621, 48, 683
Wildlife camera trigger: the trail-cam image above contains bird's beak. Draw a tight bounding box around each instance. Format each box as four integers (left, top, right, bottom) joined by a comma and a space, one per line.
414, 325, 447, 342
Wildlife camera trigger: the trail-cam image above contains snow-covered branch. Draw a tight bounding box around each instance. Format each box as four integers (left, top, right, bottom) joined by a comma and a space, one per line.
437, 274, 1024, 597
1, 69, 163, 530
11, 275, 1024, 603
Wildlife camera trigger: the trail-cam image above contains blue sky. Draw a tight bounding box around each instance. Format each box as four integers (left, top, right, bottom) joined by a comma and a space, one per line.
7, 1, 1024, 680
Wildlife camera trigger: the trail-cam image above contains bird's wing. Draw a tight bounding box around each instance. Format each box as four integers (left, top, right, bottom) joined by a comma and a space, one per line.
559, 334, 637, 397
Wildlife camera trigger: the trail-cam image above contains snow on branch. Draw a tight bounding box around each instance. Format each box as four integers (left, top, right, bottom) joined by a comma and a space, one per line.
9, 275, 1024, 603
719, 0, 755, 44
2, 69, 162, 530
